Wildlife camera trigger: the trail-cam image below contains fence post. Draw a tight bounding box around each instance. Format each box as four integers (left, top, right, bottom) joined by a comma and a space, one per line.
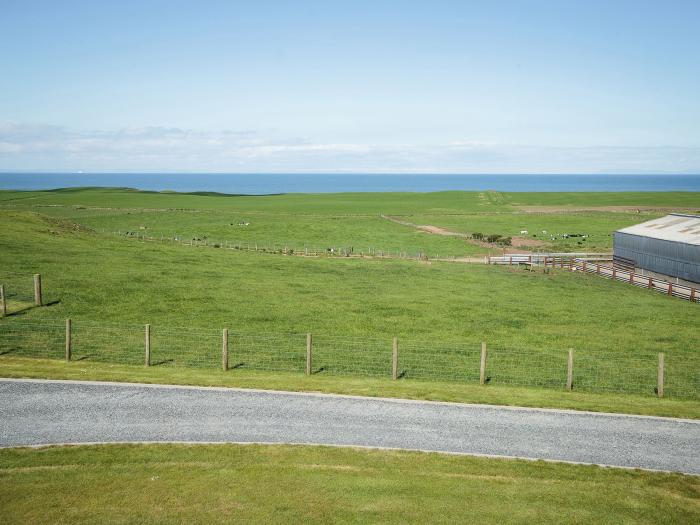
65, 318, 72, 361
145, 324, 151, 366
566, 349, 573, 391
392, 337, 398, 380
222, 328, 229, 371
648, 276, 653, 289
657, 353, 665, 398
33, 273, 42, 306
480, 342, 487, 385
306, 333, 312, 375
0, 284, 5, 316
691, 288, 697, 302
668, 283, 673, 296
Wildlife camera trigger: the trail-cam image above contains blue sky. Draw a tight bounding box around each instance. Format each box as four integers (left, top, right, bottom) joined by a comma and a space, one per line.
1, 0, 699, 173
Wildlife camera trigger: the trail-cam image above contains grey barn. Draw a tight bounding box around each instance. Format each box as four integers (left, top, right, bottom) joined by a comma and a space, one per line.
614, 213, 700, 284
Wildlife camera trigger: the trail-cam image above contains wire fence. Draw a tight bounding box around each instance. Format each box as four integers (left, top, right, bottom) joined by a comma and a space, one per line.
107, 229, 481, 262
1, 319, 697, 400
0, 273, 48, 316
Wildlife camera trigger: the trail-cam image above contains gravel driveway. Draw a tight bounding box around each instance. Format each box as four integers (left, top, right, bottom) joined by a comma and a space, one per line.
1, 378, 698, 474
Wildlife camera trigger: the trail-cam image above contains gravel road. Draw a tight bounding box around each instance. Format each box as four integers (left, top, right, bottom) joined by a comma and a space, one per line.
1, 378, 698, 474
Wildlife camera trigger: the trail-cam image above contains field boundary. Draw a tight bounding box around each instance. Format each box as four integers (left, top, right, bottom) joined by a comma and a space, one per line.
2, 318, 697, 400
489, 255, 700, 302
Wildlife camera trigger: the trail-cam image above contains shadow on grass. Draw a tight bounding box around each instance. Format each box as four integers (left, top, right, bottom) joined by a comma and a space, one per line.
3, 300, 61, 317
152, 359, 175, 366
0, 349, 16, 356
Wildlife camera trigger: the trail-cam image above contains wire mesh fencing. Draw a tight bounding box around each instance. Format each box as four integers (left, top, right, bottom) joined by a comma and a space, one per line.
0, 318, 697, 400
0, 273, 43, 316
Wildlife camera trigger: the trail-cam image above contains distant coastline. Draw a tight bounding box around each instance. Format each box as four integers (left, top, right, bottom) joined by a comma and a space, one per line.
1, 173, 699, 194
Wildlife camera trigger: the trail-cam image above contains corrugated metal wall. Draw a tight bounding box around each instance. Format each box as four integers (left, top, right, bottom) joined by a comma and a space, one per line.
613, 232, 700, 284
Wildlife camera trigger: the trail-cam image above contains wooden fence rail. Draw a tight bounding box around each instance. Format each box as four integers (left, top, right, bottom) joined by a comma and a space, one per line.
490, 255, 699, 303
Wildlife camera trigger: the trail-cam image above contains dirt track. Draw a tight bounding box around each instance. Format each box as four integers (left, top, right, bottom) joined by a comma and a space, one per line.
384, 216, 539, 254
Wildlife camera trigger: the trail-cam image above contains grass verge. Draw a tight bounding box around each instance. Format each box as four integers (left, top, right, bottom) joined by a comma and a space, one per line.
0, 443, 698, 524
1, 356, 697, 419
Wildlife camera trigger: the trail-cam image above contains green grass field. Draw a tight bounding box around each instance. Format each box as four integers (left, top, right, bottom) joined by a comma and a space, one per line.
1, 188, 699, 407
1, 443, 698, 525
0, 443, 697, 524
2, 187, 698, 254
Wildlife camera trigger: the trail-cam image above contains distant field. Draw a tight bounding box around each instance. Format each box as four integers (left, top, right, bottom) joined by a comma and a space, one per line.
1, 187, 698, 213
1, 444, 698, 524
407, 211, 662, 252
1, 187, 698, 254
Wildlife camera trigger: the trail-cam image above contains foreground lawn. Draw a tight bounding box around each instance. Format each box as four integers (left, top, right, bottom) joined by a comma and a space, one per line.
0, 443, 698, 524
1, 357, 697, 419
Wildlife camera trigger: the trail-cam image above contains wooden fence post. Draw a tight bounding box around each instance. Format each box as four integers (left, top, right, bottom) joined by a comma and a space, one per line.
566, 349, 573, 391
691, 288, 697, 302
33, 273, 42, 306
222, 328, 229, 371
306, 333, 312, 375
668, 283, 673, 296
0, 284, 5, 316
648, 276, 653, 289
392, 337, 399, 380
65, 318, 72, 362
657, 353, 665, 398
480, 342, 487, 385
145, 324, 151, 366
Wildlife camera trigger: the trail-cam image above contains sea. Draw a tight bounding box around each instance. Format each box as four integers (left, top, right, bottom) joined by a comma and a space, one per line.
0, 173, 699, 194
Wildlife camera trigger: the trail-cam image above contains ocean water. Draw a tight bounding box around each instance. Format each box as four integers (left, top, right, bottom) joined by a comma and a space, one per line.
0, 173, 699, 194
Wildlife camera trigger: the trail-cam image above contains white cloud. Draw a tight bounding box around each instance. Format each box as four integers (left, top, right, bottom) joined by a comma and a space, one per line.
0, 122, 699, 173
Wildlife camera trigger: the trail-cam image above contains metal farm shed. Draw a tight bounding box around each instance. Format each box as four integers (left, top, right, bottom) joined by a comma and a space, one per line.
614, 213, 700, 284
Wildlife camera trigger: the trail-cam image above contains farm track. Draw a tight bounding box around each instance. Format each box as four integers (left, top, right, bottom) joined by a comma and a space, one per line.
381, 215, 537, 253
2, 379, 699, 474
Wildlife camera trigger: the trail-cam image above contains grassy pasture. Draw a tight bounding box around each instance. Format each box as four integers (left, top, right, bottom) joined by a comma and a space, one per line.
1, 202, 698, 401
66, 208, 483, 256
1, 443, 698, 524
2, 188, 696, 255
1, 187, 698, 212
505, 191, 700, 208
407, 211, 662, 252
2, 210, 699, 350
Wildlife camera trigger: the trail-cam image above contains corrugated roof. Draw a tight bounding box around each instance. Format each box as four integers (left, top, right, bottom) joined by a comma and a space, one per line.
616, 214, 700, 246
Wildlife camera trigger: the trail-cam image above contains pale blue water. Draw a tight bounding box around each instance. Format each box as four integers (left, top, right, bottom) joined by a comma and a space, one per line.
0, 173, 699, 194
